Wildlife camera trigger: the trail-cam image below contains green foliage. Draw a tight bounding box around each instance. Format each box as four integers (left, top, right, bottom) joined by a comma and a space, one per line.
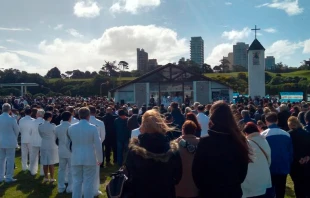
45, 67, 61, 78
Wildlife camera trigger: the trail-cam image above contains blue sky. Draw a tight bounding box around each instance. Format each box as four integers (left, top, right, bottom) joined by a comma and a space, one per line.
0, 0, 309, 75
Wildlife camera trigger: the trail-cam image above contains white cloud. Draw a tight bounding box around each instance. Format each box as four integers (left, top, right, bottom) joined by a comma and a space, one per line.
54, 24, 63, 30
110, 0, 161, 14
6, 39, 22, 45
0, 52, 29, 70
266, 40, 304, 59
225, 2, 232, 5
66, 29, 84, 38
206, 43, 233, 67
0, 27, 31, 31
11, 25, 187, 74
303, 39, 310, 54
0, 46, 6, 50
264, 28, 277, 33
256, 0, 303, 16
222, 27, 251, 41
74, 0, 101, 18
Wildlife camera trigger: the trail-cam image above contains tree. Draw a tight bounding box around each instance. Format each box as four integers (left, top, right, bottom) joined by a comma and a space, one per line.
118, 61, 129, 78
213, 66, 221, 71
45, 67, 61, 78
202, 64, 213, 73
101, 61, 119, 77
219, 59, 230, 72
65, 71, 74, 79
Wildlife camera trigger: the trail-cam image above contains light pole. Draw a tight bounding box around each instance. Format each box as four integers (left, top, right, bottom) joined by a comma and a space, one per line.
100, 81, 109, 96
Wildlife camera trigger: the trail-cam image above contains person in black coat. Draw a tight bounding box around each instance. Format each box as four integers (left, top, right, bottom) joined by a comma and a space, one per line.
102, 107, 117, 164
277, 104, 291, 131
127, 107, 139, 132
126, 109, 182, 198
288, 116, 310, 198
192, 101, 250, 198
170, 102, 185, 130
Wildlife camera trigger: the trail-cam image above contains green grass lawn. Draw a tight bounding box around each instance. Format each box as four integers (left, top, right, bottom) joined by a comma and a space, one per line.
0, 149, 296, 198
205, 70, 310, 80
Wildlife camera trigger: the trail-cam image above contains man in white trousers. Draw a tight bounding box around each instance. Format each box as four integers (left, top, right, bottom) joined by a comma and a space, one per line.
68, 107, 102, 198
89, 106, 106, 196
55, 111, 72, 193
0, 103, 20, 182
29, 109, 45, 176
18, 108, 34, 171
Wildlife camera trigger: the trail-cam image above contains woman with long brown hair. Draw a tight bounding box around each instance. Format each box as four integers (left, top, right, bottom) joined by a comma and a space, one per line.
192, 101, 251, 198
186, 113, 202, 137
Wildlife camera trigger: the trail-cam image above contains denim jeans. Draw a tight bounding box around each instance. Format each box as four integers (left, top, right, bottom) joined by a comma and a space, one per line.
117, 141, 128, 166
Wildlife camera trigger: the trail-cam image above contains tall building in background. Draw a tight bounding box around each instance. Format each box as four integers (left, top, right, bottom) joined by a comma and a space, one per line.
233, 42, 249, 69
190, 37, 204, 67
137, 48, 148, 74
148, 59, 158, 71
265, 56, 276, 70
223, 52, 234, 70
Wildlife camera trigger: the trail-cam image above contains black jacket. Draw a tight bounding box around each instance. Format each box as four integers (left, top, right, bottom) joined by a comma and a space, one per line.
126, 133, 182, 198
278, 111, 291, 131
288, 128, 310, 177
127, 114, 139, 132
102, 113, 117, 141
171, 109, 185, 130
192, 130, 248, 198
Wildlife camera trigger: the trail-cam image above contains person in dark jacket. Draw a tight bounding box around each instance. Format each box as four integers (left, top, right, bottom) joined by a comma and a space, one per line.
288, 116, 310, 198
277, 104, 291, 131
102, 107, 117, 165
127, 107, 139, 132
164, 113, 181, 141
170, 102, 185, 130
126, 109, 182, 198
261, 113, 293, 198
114, 109, 131, 166
192, 101, 250, 198
305, 110, 310, 132
298, 104, 309, 126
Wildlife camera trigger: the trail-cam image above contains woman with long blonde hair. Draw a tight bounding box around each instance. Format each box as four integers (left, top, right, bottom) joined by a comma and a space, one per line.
126, 110, 182, 198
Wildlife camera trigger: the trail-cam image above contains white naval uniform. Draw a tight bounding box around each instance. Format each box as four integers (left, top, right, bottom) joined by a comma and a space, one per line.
38, 121, 58, 165
29, 117, 44, 175
55, 121, 72, 193
68, 120, 103, 198
0, 113, 20, 181
89, 116, 106, 195
19, 115, 34, 170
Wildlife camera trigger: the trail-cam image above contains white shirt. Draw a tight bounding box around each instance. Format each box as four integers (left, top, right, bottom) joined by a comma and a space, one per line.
131, 128, 140, 138
89, 116, 106, 143
68, 120, 103, 166
0, 113, 20, 148
55, 121, 71, 158
30, 117, 44, 147
196, 112, 209, 137
242, 133, 272, 197
71, 116, 79, 125
19, 115, 34, 143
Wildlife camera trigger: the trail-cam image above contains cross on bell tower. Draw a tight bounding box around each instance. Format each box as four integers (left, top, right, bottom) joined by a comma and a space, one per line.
251, 25, 261, 39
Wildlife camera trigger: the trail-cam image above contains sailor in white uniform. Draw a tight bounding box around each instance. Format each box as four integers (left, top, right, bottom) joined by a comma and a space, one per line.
68, 107, 103, 198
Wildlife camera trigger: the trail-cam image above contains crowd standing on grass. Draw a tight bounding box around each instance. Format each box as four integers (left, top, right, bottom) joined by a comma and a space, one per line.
0, 95, 310, 198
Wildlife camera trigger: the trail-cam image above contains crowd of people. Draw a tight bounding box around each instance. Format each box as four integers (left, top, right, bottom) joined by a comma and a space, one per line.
0, 95, 310, 198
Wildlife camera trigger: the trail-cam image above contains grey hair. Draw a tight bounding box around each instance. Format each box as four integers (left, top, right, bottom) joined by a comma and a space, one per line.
279, 104, 288, 112
2, 103, 11, 113
185, 107, 192, 114
241, 110, 249, 117
37, 109, 45, 117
